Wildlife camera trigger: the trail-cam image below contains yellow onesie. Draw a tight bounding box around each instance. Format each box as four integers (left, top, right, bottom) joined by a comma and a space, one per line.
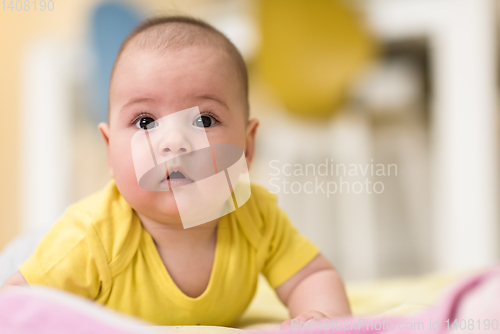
19, 179, 320, 326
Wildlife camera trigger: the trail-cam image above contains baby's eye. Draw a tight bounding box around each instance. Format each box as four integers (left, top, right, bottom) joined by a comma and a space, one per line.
135, 117, 158, 130
193, 115, 218, 128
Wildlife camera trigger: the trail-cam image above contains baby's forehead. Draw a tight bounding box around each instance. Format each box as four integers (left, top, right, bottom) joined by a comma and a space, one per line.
113, 24, 239, 85
122, 42, 231, 66
109, 47, 241, 117
112, 44, 239, 96
127, 22, 229, 56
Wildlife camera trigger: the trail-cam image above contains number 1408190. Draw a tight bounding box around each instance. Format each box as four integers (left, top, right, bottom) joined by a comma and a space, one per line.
2, 0, 54, 11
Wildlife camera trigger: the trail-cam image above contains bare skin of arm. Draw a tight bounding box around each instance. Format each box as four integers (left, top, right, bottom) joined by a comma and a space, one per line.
275, 253, 351, 329
0, 271, 29, 291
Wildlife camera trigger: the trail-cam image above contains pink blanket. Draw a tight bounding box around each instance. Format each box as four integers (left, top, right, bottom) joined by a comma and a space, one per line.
1, 266, 499, 333
0, 286, 163, 334
275, 266, 500, 334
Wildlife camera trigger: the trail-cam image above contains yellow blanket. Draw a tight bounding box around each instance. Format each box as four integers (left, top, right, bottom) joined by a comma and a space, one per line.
234, 270, 471, 330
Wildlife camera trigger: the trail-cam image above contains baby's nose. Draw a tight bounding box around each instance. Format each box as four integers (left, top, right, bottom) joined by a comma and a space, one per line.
157, 134, 192, 158
163, 146, 187, 154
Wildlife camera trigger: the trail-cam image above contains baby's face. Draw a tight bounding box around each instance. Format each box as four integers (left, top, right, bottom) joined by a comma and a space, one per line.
99, 45, 257, 225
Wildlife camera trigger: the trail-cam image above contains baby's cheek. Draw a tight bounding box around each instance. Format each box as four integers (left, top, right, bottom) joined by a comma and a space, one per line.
110, 147, 143, 193
114, 173, 156, 213
110, 140, 136, 173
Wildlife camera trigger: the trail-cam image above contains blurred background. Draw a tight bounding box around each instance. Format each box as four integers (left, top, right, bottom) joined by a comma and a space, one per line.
0, 0, 499, 282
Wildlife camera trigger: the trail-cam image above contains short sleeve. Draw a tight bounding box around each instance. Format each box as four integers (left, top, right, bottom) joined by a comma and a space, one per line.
261, 205, 320, 289
18, 208, 111, 300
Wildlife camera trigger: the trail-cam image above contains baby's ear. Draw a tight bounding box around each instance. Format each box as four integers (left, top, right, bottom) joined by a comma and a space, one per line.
98, 122, 110, 146
244, 118, 259, 170
97, 123, 114, 178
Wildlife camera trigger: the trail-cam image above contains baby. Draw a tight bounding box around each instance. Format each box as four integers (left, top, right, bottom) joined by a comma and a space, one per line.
1, 16, 351, 328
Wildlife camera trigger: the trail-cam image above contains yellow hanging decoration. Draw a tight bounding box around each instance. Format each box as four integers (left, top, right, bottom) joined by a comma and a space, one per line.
256, 0, 376, 119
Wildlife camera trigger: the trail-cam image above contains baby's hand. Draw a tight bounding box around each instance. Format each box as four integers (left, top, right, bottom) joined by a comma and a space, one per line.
280, 310, 330, 330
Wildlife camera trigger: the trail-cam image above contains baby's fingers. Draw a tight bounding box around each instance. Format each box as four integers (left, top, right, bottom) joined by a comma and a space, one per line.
280, 310, 330, 330
280, 319, 293, 330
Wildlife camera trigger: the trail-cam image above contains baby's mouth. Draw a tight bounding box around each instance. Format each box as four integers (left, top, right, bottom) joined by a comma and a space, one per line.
161, 170, 194, 188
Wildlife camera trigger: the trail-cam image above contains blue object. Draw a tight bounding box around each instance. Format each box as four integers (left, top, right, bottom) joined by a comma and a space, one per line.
89, 2, 142, 124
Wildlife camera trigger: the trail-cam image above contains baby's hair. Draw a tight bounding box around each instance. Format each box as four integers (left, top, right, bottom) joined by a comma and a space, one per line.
108, 15, 249, 121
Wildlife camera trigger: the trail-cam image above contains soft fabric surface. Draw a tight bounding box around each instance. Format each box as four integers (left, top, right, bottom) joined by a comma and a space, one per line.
0, 286, 166, 334
0, 266, 498, 333
344, 269, 474, 315
234, 269, 471, 329
259, 266, 500, 333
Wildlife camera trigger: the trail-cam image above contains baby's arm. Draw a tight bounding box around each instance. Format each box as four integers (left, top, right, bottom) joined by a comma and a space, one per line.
0, 271, 29, 291
275, 253, 351, 329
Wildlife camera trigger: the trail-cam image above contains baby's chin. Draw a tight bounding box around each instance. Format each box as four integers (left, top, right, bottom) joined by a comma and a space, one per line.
148, 191, 183, 216
128, 190, 183, 222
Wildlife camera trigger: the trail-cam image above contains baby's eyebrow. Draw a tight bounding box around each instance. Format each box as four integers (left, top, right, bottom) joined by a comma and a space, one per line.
196, 94, 228, 110
121, 97, 157, 112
